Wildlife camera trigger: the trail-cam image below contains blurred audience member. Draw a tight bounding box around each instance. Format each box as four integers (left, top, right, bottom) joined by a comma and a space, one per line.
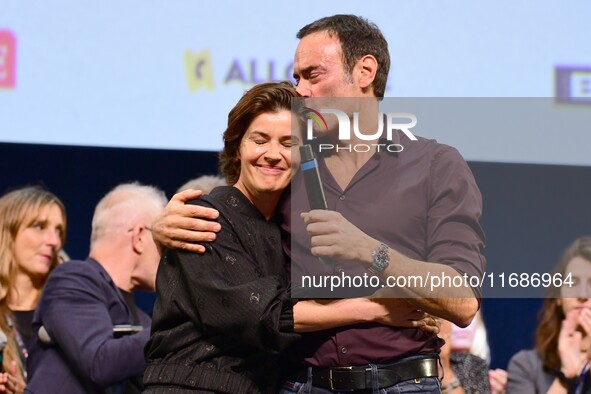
176, 174, 226, 194
0, 186, 66, 394
452, 309, 490, 362
25, 182, 166, 394
440, 311, 508, 394
440, 312, 490, 394
507, 236, 591, 393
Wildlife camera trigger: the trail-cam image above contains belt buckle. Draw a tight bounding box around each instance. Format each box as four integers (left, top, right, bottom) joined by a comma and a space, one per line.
328, 366, 355, 392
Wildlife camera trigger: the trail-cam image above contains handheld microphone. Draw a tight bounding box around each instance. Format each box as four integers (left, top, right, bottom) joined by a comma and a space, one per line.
299, 145, 336, 268
299, 145, 327, 210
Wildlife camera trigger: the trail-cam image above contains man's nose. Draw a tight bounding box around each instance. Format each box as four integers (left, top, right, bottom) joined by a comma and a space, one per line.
296, 82, 311, 97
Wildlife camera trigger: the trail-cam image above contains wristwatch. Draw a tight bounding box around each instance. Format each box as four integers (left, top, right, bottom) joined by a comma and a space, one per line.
368, 242, 390, 274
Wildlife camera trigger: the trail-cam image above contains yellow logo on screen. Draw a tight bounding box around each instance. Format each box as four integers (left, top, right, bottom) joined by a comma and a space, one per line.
185, 50, 214, 92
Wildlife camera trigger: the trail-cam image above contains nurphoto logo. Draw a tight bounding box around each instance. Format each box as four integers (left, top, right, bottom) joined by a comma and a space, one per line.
303, 107, 418, 153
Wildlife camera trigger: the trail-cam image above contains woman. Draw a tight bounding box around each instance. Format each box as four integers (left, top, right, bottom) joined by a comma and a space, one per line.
0, 186, 67, 394
507, 236, 591, 393
439, 311, 508, 394
144, 81, 301, 393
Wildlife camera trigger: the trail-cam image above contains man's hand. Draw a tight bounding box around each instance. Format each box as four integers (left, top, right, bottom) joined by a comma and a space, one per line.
152, 189, 221, 254
301, 210, 375, 265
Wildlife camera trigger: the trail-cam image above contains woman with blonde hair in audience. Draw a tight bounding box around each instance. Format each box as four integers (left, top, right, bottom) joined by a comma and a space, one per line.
507, 235, 591, 393
439, 310, 508, 394
0, 186, 66, 394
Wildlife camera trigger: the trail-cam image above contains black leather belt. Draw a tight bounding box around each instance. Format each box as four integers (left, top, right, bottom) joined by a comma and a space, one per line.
287, 356, 439, 392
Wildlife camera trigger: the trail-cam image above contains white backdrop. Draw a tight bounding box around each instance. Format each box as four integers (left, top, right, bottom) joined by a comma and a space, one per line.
1, 0, 590, 165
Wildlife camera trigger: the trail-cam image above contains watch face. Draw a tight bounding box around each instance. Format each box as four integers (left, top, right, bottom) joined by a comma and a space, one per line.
371, 243, 390, 272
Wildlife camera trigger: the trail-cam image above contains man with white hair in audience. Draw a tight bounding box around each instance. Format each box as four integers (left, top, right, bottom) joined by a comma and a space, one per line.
176, 174, 226, 194
25, 182, 167, 394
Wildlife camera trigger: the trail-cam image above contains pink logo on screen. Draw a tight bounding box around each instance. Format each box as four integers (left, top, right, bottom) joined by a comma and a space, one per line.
0, 29, 17, 89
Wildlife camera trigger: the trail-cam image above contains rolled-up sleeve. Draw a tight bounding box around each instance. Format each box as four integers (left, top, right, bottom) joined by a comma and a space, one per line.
427, 146, 486, 298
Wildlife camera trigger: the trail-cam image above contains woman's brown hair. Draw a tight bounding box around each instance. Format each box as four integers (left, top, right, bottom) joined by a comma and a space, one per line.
535, 235, 591, 372
218, 81, 299, 185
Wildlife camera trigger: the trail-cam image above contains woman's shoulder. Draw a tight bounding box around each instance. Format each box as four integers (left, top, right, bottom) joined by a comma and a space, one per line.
507, 349, 555, 393
185, 186, 232, 208
188, 186, 241, 209
198, 186, 265, 221
508, 349, 543, 369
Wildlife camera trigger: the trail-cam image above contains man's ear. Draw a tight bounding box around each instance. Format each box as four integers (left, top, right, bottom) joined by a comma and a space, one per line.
356, 55, 378, 92
131, 224, 145, 254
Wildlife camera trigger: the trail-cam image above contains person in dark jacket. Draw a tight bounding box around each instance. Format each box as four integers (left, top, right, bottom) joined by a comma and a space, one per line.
25, 182, 166, 394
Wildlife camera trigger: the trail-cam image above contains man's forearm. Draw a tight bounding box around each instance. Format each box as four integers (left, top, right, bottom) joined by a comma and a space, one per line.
293, 298, 441, 334
301, 210, 481, 327
293, 299, 375, 333
390, 255, 477, 326
357, 239, 479, 327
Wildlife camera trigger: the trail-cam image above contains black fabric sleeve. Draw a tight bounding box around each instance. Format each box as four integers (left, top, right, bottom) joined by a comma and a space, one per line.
164, 205, 298, 354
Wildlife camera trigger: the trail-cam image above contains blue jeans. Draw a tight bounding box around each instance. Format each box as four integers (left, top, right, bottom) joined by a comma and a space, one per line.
279, 363, 441, 394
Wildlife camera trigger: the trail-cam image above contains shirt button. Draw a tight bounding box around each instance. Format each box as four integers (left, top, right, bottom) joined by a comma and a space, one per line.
341, 347, 348, 354
335, 266, 345, 274
339, 194, 346, 201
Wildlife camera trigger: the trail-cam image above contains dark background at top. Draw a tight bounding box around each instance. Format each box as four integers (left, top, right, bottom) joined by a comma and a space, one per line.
2, 141, 590, 370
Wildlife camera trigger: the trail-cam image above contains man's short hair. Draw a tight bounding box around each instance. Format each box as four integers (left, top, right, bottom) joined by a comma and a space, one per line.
297, 14, 390, 98
176, 175, 227, 194
90, 182, 167, 248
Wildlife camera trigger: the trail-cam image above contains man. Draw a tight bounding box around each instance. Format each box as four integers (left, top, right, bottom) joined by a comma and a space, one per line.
152, 15, 485, 393
25, 182, 167, 394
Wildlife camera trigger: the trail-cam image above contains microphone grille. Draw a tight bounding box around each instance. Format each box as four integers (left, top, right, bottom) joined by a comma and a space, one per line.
299, 144, 314, 162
